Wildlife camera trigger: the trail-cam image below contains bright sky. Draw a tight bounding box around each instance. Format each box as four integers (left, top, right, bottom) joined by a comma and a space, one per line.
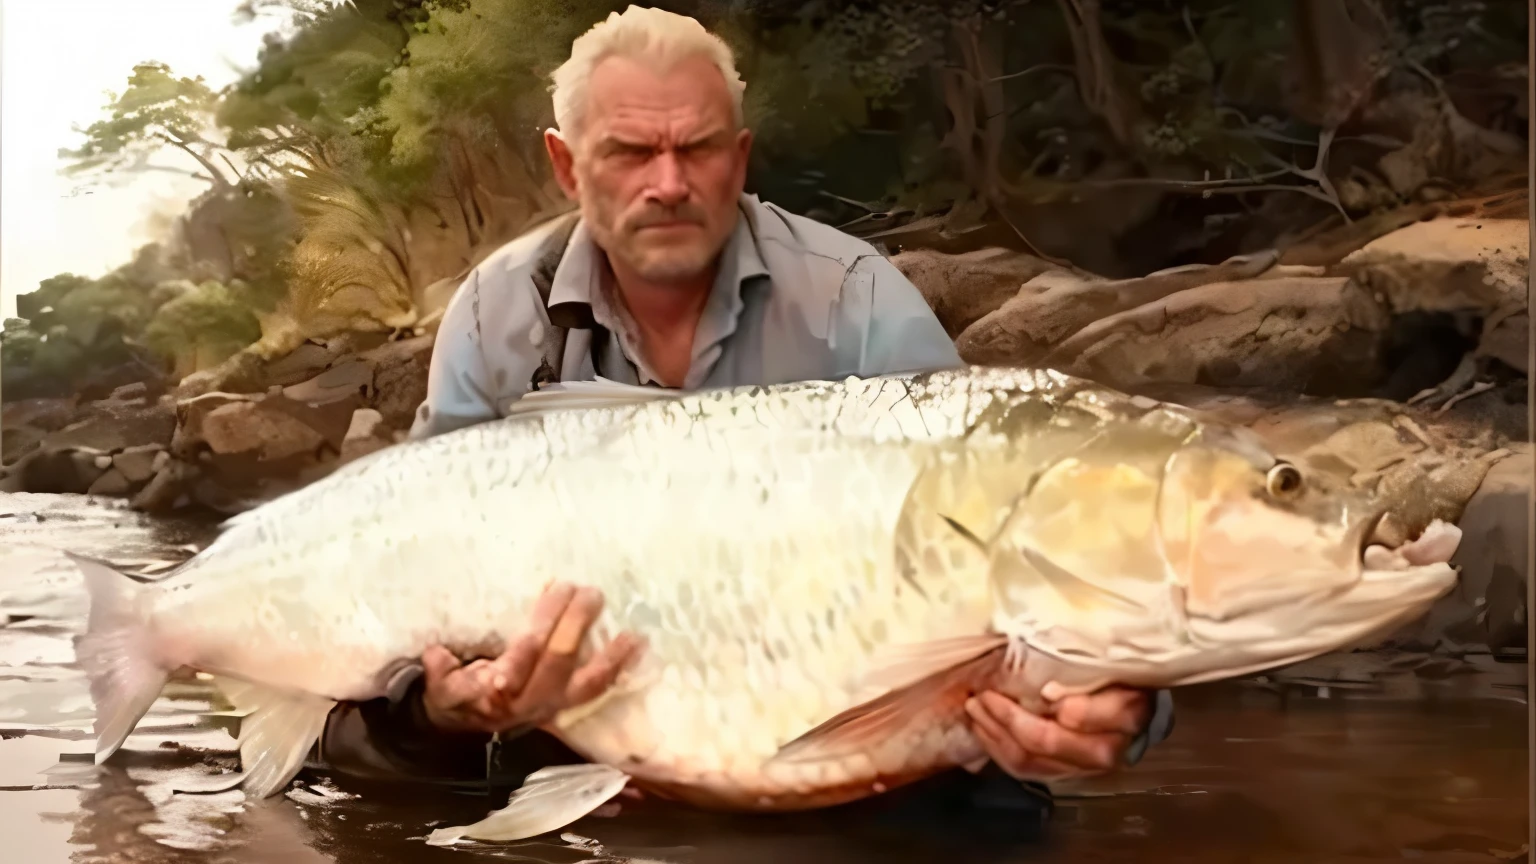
0, 1, 299, 319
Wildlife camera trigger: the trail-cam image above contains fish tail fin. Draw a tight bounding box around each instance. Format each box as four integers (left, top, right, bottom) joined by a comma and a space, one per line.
425, 764, 632, 846
67, 551, 169, 765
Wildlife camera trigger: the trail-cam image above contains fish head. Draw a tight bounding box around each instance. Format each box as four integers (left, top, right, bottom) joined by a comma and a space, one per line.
983, 410, 1460, 685
1153, 423, 1461, 673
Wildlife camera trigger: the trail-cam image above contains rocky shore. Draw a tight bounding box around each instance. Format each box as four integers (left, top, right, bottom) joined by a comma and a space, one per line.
2, 214, 1529, 656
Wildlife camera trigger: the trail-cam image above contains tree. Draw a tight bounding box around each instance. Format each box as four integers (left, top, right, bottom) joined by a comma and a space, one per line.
59, 62, 240, 189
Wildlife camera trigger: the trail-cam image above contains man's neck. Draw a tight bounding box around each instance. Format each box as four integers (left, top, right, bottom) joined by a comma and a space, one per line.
604, 256, 719, 387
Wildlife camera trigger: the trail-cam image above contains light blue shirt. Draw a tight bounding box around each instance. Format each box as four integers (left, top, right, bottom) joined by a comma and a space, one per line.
410, 193, 964, 439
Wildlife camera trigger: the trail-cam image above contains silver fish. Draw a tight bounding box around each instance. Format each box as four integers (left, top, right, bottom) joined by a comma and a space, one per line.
68, 366, 1461, 845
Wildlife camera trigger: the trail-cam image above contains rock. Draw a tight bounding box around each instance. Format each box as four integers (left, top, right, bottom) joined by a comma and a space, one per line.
955, 250, 1283, 366
283, 358, 374, 405
175, 349, 268, 399
87, 468, 134, 497
3, 446, 110, 494
1443, 448, 1530, 655
200, 401, 327, 460
361, 335, 434, 430
890, 247, 1060, 339
1, 425, 45, 466
263, 343, 340, 388
1, 398, 81, 433
339, 408, 392, 464
131, 457, 199, 514
1035, 276, 1389, 395
1335, 217, 1529, 316
113, 444, 165, 484
1477, 310, 1528, 375
40, 400, 177, 454
108, 381, 150, 403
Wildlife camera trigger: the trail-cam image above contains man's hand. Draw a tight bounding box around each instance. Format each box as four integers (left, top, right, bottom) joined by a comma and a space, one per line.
418, 582, 643, 735
964, 686, 1152, 781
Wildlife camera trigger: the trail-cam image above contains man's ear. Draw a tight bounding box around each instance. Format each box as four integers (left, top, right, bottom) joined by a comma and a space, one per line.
544, 128, 579, 200
733, 127, 754, 188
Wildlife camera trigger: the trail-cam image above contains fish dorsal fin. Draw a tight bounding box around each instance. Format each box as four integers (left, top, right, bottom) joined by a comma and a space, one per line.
770, 638, 1007, 765
505, 377, 682, 421
425, 763, 632, 846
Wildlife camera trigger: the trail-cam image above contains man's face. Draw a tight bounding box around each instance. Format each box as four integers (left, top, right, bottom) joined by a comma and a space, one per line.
546, 53, 752, 284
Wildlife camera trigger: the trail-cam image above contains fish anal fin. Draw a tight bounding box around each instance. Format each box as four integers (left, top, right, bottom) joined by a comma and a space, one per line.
208, 677, 334, 799
425, 763, 632, 846
771, 642, 1008, 766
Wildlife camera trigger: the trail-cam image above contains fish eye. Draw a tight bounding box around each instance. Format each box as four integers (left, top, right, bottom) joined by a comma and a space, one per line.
1266, 462, 1304, 499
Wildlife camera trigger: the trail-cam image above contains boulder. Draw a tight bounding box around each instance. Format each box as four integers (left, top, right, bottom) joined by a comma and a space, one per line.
1033, 276, 1390, 395
200, 401, 327, 461
1335, 217, 1528, 316
1440, 448, 1531, 655
175, 350, 268, 399
40, 400, 177, 454
361, 335, 434, 431
1, 425, 45, 466
282, 357, 374, 405
1, 446, 110, 494
87, 468, 135, 497
131, 456, 199, 514
112, 444, 165, 484
339, 408, 392, 464
889, 247, 1060, 339
955, 250, 1283, 366
263, 342, 340, 388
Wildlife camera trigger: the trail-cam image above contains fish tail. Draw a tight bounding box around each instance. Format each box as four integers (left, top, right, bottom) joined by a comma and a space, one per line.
68, 552, 170, 765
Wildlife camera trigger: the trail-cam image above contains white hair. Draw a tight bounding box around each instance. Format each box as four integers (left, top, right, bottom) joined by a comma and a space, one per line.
549, 5, 747, 141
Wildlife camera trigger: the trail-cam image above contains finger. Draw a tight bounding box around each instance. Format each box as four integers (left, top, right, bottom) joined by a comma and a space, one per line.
564, 632, 645, 706
1052, 687, 1148, 736
978, 691, 1123, 771
423, 648, 484, 708
965, 696, 1028, 770
516, 587, 604, 714
481, 634, 543, 717
525, 582, 580, 648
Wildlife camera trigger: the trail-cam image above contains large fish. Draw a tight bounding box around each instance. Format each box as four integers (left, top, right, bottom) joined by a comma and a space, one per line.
68, 366, 1462, 845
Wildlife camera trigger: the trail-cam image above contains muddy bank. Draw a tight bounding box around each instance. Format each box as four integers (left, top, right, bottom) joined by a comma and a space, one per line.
0, 492, 1529, 863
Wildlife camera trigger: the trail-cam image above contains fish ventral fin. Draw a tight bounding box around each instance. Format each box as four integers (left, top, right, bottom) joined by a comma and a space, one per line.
66, 551, 171, 765
176, 677, 335, 798
425, 763, 632, 846
504, 377, 680, 421
770, 637, 1008, 765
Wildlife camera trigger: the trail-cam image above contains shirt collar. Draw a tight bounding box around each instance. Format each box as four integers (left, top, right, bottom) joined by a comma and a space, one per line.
543, 197, 769, 333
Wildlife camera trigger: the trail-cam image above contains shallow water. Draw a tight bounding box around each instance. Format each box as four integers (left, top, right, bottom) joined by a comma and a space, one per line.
0, 491, 1528, 863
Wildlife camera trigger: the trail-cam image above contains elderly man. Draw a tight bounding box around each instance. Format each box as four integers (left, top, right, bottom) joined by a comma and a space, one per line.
318, 4, 1172, 819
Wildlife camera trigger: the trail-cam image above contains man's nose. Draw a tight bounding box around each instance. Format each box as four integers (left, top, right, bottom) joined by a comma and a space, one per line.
645, 150, 690, 205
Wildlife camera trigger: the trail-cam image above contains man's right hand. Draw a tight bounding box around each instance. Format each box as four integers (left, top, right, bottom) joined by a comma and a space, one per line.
418, 582, 643, 736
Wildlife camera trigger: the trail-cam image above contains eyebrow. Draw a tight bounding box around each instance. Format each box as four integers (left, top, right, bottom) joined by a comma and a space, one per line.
596, 128, 733, 152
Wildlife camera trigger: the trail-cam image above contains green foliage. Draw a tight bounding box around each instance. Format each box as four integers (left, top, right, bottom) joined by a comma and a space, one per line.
143, 280, 265, 377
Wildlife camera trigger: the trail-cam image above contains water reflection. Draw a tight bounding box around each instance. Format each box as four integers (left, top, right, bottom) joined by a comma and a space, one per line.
1, 492, 1528, 864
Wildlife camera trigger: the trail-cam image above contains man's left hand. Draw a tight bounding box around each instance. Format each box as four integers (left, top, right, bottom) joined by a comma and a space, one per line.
964, 686, 1152, 781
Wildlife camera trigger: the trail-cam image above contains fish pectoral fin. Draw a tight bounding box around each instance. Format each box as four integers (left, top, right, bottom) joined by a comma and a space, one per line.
770, 644, 1007, 765
424, 763, 632, 847
209, 678, 334, 799
505, 377, 680, 420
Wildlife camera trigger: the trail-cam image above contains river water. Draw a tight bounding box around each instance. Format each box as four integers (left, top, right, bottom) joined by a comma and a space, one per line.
0, 491, 1529, 864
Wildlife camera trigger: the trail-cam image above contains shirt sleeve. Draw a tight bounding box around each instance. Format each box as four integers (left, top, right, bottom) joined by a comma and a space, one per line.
854, 253, 965, 377
408, 270, 500, 441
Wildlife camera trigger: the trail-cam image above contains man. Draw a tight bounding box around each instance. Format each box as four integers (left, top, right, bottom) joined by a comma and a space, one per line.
317, 4, 1172, 816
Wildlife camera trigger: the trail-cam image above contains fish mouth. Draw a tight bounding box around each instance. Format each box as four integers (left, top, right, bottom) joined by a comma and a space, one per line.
1359, 516, 1463, 573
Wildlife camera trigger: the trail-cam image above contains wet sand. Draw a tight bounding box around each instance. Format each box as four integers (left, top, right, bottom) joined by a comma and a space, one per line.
0, 491, 1528, 863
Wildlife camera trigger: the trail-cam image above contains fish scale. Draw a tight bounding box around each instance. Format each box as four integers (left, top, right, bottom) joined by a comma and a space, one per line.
66, 366, 1462, 846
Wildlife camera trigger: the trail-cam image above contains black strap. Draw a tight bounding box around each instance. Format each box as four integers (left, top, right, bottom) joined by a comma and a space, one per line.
526, 209, 613, 391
